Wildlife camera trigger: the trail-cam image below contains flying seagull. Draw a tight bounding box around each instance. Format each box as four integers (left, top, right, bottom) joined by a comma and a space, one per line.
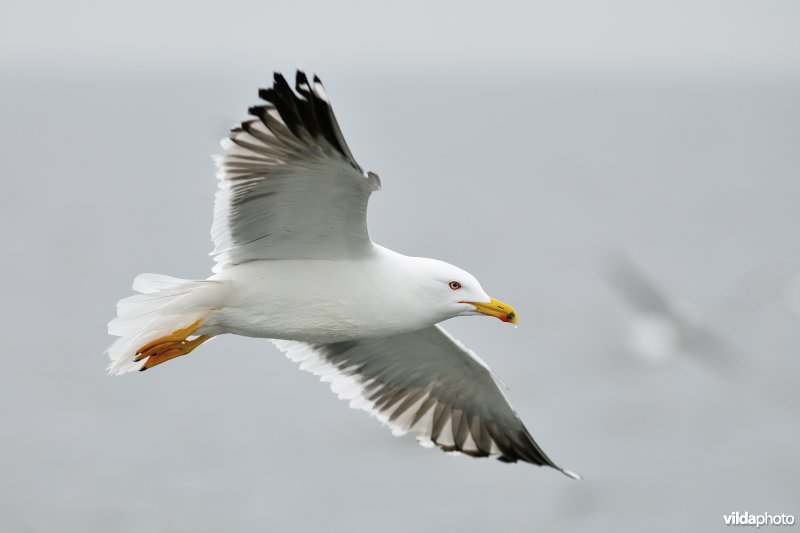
604, 254, 800, 410
107, 72, 579, 478
603, 253, 735, 363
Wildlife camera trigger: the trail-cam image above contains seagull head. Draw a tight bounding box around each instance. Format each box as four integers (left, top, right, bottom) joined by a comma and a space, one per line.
411, 258, 519, 325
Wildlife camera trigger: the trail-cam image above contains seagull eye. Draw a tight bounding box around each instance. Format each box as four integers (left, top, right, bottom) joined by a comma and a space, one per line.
449, 281, 462, 290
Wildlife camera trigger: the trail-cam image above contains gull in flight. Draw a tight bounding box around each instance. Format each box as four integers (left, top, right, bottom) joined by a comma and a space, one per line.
604, 254, 799, 410
603, 253, 738, 364
107, 72, 579, 478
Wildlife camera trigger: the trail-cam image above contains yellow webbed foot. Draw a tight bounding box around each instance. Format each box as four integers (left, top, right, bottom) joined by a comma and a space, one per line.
134, 319, 208, 371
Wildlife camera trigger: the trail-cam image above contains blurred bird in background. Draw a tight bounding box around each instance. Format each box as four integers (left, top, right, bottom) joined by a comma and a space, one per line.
603, 253, 798, 411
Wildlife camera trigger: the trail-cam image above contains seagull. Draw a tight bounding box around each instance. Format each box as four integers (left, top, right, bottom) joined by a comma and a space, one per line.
604, 254, 800, 411
107, 72, 578, 478
603, 253, 737, 364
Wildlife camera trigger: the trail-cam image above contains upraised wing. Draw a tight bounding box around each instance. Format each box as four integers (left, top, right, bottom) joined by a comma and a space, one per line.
211, 72, 381, 271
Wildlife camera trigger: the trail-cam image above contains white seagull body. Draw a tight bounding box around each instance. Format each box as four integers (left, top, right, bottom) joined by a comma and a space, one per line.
107, 72, 578, 478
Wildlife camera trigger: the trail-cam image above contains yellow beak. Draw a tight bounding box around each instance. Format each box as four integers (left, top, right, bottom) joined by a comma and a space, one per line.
464, 297, 519, 324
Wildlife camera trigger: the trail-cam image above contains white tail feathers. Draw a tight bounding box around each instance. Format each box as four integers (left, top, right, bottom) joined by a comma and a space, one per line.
107, 273, 225, 375
131, 273, 192, 294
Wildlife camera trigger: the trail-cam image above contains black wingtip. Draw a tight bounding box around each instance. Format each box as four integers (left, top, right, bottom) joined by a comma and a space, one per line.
295, 71, 311, 93
245, 70, 360, 169
258, 87, 275, 103
272, 72, 294, 95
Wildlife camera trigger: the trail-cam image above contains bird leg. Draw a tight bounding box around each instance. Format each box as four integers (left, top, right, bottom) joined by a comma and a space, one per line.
135, 319, 209, 371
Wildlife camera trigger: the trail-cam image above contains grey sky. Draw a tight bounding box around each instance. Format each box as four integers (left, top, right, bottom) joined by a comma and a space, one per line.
2, 0, 799, 76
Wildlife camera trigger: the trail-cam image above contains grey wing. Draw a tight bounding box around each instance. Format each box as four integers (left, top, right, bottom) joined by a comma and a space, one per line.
211, 72, 381, 271
273, 325, 579, 478
604, 253, 681, 319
